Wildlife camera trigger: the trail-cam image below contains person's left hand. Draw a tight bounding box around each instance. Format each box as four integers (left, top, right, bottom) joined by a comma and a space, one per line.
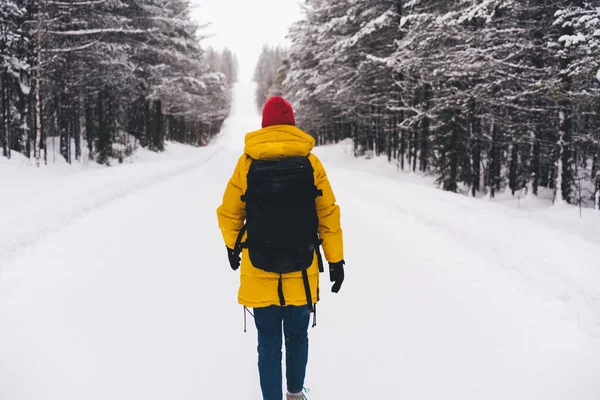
227, 246, 240, 271
329, 260, 345, 293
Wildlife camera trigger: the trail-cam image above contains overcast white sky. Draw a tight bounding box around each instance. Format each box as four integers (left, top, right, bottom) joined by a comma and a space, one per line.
190, 0, 303, 82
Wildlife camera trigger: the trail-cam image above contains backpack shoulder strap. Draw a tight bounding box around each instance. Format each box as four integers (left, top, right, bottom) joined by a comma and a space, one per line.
240, 155, 255, 203
235, 155, 255, 251
234, 224, 248, 253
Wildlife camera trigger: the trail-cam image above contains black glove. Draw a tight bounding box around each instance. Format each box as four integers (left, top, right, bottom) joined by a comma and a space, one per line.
329, 260, 345, 293
226, 246, 240, 271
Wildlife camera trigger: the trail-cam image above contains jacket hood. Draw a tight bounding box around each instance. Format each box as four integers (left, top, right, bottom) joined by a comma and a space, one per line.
244, 125, 315, 160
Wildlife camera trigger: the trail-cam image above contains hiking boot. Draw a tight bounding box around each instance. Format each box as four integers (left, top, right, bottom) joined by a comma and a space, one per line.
286, 392, 304, 400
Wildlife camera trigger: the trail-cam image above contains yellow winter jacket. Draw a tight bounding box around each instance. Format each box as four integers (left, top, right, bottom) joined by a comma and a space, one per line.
216, 125, 344, 308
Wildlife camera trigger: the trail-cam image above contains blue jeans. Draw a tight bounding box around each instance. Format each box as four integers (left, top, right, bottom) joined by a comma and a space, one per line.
254, 305, 310, 400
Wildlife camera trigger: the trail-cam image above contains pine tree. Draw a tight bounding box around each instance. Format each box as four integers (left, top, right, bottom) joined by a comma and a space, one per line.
278, 0, 600, 207
254, 45, 287, 111
1, 0, 236, 165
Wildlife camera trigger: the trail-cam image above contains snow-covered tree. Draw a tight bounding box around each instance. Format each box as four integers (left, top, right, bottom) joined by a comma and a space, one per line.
1, 0, 34, 159
283, 0, 402, 150
551, 3, 600, 205
280, 0, 600, 206
253, 45, 287, 111
1, 0, 236, 165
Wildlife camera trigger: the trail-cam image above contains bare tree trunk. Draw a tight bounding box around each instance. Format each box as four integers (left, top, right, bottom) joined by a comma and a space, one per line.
4, 72, 11, 160
1, 71, 8, 158
554, 111, 566, 205
73, 93, 81, 160
596, 173, 600, 211
1, 72, 6, 158
35, 0, 42, 167
67, 92, 72, 164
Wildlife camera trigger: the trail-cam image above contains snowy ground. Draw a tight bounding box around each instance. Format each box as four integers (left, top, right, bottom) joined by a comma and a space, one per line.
1, 81, 599, 400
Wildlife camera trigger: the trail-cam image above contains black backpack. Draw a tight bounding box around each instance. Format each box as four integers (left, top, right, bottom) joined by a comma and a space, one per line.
235, 156, 324, 309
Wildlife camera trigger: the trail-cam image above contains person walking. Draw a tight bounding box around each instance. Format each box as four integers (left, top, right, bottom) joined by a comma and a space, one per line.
217, 96, 345, 400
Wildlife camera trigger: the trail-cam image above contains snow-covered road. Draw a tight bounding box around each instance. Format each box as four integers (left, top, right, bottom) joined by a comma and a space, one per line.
1, 82, 599, 400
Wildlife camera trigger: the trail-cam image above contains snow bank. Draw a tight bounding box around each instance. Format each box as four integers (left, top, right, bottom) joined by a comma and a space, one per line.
0, 142, 220, 267
314, 141, 600, 337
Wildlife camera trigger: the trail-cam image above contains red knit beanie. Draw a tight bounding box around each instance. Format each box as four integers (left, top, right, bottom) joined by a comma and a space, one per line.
261, 96, 296, 128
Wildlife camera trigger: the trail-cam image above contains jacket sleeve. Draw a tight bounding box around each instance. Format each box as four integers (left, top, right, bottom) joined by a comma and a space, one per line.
310, 154, 344, 263
217, 155, 247, 249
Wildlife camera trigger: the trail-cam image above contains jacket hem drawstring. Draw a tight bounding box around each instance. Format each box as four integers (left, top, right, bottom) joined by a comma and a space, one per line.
243, 306, 254, 333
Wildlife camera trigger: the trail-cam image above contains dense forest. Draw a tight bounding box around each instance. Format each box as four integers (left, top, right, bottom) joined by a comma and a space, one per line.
255, 0, 600, 208
1, 0, 237, 166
